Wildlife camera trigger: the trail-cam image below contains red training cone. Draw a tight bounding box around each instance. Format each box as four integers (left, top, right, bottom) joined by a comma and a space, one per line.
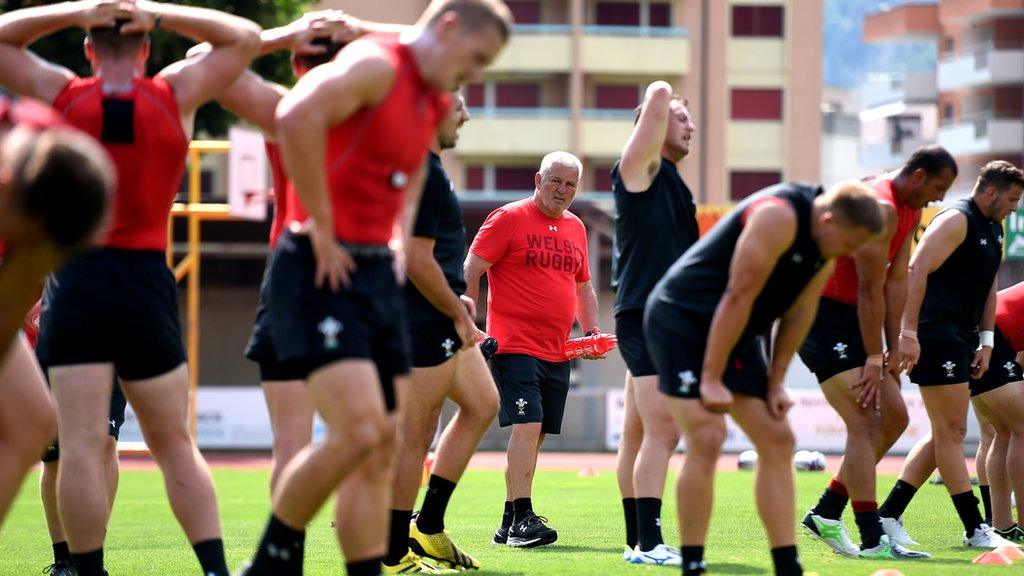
870, 570, 905, 576
995, 545, 1024, 561
973, 551, 1013, 565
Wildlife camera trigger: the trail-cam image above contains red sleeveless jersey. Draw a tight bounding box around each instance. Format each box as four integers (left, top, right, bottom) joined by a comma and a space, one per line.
312, 38, 449, 245
53, 76, 189, 251
822, 178, 920, 304
997, 282, 1024, 352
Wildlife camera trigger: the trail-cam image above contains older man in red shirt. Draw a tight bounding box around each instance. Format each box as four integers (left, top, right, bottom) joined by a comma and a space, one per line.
465, 150, 601, 549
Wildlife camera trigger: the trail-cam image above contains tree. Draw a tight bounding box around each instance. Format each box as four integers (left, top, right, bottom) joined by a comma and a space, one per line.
0, 0, 315, 136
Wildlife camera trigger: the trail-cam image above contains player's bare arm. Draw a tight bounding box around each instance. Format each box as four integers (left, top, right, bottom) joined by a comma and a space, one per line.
849, 204, 897, 407
0, 1, 131, 103
771, 262, 834, 417
276, 44, 394, 292
701, 202, 797, 412
883, 219, 915, 377
618, 81, 672, 192
898, 209, 967, 373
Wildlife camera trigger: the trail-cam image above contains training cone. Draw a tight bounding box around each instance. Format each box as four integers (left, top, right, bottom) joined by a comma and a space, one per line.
973, 551, 1013, 565
995, 545, 1024, 561
870, 570, 905, 576
577, 467, 599, 478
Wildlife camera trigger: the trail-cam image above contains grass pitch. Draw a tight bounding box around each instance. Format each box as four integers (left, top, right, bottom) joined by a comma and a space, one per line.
0, 465, 1009, 575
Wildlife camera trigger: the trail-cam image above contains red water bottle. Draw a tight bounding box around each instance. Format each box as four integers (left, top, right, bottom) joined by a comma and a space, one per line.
563, 333, 617, 360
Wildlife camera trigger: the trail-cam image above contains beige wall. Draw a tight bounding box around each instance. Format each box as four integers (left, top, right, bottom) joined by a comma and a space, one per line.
786, 0, 822, 182
317, 0, 427, 22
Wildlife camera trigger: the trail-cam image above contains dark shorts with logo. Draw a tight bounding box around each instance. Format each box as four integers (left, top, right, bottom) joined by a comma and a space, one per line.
409, 317, 462, 369
42, 379, 126, 463
244, 254, 308, 382
615, 308, 657, 378
36, 248, 186, 381
799, 298, 867, 383
645, 301, 769, 400
910, 333, 975, 387
970, 327, 1022, 397
490, 353, 570, 434
267, 231, 411, 412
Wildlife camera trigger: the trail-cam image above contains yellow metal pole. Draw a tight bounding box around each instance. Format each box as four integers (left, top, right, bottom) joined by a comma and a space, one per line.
186, 147, 202, 438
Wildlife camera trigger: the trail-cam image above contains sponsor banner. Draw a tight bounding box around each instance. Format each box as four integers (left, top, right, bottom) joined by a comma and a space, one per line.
606, 387, 931, 454
227, 126, 269, 222
118, 388, 326, 450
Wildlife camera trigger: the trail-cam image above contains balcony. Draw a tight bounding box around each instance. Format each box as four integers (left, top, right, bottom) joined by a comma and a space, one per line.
938, 42, 1024, 90
937, 112, 1024, 156
940, 0, 1024, 23
489, 25, 573, 73
862, 73, 937, 109
863, 1, 940, 44
861, 138, 931, 171
580, 26, 690, 75
459, 108, 571, 156
579, 109, 634, 158
726, 121, 785, 170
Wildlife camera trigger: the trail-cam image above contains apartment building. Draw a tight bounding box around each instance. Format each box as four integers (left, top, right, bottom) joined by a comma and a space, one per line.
864, 0, 1024, 198
320, 0, 822, 204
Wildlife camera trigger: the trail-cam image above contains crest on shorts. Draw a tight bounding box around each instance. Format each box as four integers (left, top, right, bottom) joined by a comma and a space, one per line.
318, 316, 343, 350
442, 338, 455, 358
516, 397, 528, 415
1005, 361, 1017, 377
833, 342, 848, 360
678, 370, 697, 394
942, 360, 956, 378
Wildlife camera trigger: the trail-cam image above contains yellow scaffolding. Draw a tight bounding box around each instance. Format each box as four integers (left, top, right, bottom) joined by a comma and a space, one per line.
167, 140, 235, 436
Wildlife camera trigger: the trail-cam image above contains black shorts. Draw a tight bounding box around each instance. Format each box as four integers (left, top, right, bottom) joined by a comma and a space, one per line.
409, 317, 461, 369
615, 309, 657, 378
36, 248, 186, 381
42, 379, 127, 463
490, 354, 570, 434
970, 327, 1022, 397
910, 335, 975, 386
267, 232, 411, 411
244, 255, 307, 382
645, 302, 769, 400
798, 298, 867, 383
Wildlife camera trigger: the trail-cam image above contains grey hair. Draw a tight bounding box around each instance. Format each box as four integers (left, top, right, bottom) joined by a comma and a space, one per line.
539, 151, 583, 180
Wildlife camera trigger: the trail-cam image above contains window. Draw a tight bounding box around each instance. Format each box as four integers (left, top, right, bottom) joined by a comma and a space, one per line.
465, 83, 485, 108
495, 167, 538, 191
730, 171, 782, 201
943, 103, 954, 121
596, 1, 641, 26
731, 88, 783, 120
945, 36, 955, 52
591, 165, 614, 193
495, 83, 541, 108
732, 5, 784, 37
506, 0, 542, 24
595, 85, 641, 109
466, 166, 485, 190
650, 3, 671, 27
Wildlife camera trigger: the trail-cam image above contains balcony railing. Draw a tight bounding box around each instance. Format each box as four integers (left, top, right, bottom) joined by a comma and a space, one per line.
513, 24, 573, 35
581, 24, 689, 37
467, 107, 571, 118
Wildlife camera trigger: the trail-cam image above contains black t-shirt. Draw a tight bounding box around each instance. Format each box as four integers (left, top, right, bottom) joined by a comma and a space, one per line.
650, 182, 826, 348
611, 157, 700, 313
404, 152, 468, 323
919, 198, 1003, 342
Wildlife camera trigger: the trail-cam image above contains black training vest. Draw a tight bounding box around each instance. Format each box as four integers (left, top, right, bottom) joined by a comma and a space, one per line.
610, 157, 699, 313
650, 182, 826, 347
918, 198, 1003, 340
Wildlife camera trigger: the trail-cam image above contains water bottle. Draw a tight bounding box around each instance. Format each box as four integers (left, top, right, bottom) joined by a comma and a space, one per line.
563, 333, 618, 360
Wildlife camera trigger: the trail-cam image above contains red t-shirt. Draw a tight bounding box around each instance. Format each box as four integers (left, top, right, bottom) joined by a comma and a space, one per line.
471, 198, 591, 362
309, 37, 449, 245
997, 282, 1024, 351
822, 177, 921, 304
265, 142, 309, 248
53, 76, 189, 252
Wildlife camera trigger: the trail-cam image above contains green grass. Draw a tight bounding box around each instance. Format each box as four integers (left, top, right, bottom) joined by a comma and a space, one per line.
0, 466, 1009, 575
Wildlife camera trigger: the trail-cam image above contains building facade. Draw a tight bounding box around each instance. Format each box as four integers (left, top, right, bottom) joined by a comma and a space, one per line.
864, 0, 1024, 198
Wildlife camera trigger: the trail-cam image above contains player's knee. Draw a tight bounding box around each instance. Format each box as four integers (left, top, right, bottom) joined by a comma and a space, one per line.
934, 421, 968, 443
648, 419, 681, 449
882, 407, 909, 440
759, 425, 796, 456
687, 424, 726, 457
